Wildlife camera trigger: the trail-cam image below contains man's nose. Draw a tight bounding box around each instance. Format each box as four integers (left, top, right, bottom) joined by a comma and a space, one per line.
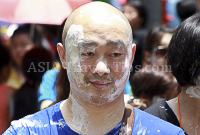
92, 61, 110, 76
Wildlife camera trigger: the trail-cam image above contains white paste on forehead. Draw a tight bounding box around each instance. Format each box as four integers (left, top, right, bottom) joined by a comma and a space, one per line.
65, 24, 85, 87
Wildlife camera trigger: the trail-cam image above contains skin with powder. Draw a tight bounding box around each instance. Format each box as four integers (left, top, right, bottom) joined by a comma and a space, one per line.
57, 2, 135, 134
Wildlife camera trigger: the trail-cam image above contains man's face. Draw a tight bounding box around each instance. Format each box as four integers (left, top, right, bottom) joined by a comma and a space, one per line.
64, 20, 133, 105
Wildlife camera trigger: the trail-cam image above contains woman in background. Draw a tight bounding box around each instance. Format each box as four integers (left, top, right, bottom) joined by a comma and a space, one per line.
6, 25, 41, 89
145, 13, 200, 135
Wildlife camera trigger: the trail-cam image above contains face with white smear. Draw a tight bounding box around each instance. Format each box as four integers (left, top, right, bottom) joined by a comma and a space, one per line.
59, 4, 135, 106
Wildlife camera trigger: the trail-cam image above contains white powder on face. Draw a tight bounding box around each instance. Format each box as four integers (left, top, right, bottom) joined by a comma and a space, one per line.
109, 58, 130, 102
115, 58, 130, 88
65, 24, 85, 87
106, 44, 132, 103
92, 56, 110, 75
186, 86, 200, 99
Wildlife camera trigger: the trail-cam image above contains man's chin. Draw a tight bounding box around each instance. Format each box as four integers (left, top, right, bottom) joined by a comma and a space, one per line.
87, 96, 110, 106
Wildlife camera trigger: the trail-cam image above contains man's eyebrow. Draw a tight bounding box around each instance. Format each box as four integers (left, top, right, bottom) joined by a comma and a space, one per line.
78, 40, 126, 47
106, 40, 126, 47
78, 41, 98, 47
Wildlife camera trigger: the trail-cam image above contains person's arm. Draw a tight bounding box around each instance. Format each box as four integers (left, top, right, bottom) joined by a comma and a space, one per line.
6, 88, 16, 128
38, 69, 58, 110
40, 100, 53, 110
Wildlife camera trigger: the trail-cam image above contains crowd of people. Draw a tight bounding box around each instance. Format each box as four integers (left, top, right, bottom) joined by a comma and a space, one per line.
0, 0, 199, 134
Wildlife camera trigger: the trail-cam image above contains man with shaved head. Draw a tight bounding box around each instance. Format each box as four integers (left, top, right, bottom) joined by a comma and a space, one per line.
4, 2, 184, 135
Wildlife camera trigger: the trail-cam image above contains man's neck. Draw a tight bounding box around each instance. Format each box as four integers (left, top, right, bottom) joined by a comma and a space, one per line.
60, 92, 125, 135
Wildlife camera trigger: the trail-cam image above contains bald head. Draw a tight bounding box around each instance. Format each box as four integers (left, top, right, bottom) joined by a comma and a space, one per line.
62, 2, 132, 47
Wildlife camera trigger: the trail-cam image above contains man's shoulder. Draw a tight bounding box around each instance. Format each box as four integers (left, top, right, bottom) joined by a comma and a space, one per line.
144, 100, 180, 127
144, 100, 168, 115
3, 102, 61, 135
132, 107, 184, 135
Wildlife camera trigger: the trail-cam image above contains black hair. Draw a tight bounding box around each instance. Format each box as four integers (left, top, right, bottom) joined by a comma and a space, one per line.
143, 25, 175, 53
168, 13, 200, 86
22, 47, 52, 82
0, 42, 10, 71
130, 68, 178, 99
11, 24, 42, 46
126, 0, 147, 27
177, 0, 198, 22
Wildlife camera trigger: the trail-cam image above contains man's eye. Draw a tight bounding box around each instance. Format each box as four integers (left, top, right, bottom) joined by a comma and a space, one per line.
109, 53, 122, 57
81, 52, 94, 56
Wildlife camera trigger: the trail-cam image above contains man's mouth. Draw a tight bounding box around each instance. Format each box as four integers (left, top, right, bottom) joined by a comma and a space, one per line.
90, 81, 111, 90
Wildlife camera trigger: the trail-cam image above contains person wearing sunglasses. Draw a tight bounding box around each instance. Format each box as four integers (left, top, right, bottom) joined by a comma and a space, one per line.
142, 25, 175, 67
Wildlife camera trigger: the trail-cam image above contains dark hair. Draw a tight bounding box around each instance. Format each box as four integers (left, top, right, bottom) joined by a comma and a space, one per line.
22, 47, 52, 82
143, 25, 175, 53
0, 43, 10, 71
126, 0, 147, 27
130, 68, 178, 99
168, 13, 200, 86
54, 67, 70, 103
177, 0, 198, 22
11, 24, 42, 46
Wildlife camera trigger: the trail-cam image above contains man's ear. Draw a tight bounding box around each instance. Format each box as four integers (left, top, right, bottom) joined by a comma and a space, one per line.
129, 43, 136, 70
132, 43, 136, 62
57, 43, 67, 69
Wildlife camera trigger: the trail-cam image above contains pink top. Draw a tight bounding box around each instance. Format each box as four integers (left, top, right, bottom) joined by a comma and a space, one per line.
0, 85, 15, 134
